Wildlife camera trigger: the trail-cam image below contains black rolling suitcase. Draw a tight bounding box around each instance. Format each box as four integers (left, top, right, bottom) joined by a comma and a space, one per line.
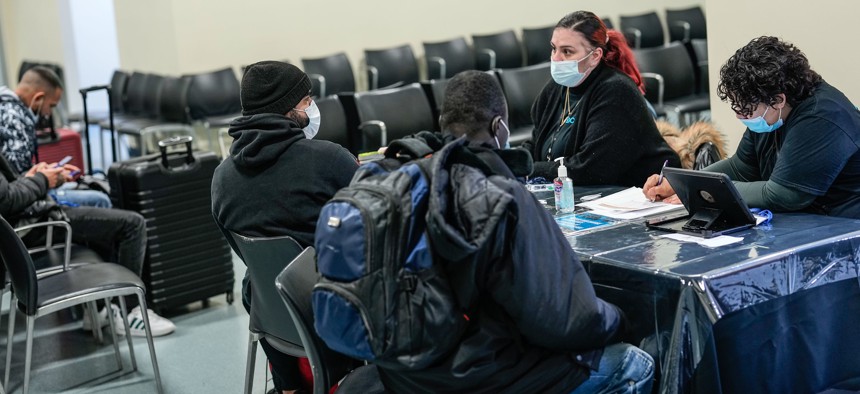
108, 135, 234, 312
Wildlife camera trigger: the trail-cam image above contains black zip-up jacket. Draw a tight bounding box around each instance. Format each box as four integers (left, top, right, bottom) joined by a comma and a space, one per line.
0, 154, 49, 225
522, 63, 680, 186
379, 139, 626, 393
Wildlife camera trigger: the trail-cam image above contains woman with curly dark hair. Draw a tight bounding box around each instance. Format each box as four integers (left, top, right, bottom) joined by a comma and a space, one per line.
522, 11, 680, 187
644, 36, 860, 218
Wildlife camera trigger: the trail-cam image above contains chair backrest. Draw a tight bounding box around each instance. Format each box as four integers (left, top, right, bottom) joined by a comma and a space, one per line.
109, 70, 131, 114
472, 30, 523, 70
422, 37, 475, 80
229, 232, 304, 348
353, 83, 435, 150
690, 39, 709, 94
123, 72, 153, 116
635, 42, 696, 102
158, 75, 191, 123
186, 67, 242, 121
521, 25, 554, 66
666, 6, 707, 42
619, 11, 665, 48
302, 52, 356, 97
314, 95, 352, 151
0, 216, 38, 316
420, 78, 451, 131
602, 16, 614, 30
364, 44, 420, 90
140, 74, 165, 119
276, 247, 358, 394
496, 63, 551, 130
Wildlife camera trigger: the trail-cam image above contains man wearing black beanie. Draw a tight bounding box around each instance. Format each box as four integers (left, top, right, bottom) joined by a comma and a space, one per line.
211, 61, 359, 393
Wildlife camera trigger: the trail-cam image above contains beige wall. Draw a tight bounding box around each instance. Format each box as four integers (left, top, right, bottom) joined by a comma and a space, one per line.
112, 0, 180, 75
111, 0, 699, 86
705, 0, 860, 153
6, 1, 855, 153
0, 0, 65, 85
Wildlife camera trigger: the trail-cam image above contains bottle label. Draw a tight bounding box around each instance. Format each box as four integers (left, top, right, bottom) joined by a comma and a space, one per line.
554, 179, 564, 209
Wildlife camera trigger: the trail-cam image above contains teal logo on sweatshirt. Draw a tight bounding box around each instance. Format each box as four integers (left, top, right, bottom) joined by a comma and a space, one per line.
564, 116, 576, 124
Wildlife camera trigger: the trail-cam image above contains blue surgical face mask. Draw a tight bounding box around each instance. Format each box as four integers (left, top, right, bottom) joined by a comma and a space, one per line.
550, 49, 595, 87
740, 106, 783, 133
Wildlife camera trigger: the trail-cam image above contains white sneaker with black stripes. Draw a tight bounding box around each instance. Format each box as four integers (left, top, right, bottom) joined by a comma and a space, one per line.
114, 306, 176, 337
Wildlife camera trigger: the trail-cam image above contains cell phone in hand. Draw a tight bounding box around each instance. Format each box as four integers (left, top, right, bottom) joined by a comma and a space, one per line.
55, 156, 73, 167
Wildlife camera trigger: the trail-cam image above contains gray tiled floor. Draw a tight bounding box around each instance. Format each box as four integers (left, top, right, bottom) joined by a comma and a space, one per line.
1, 254, 273, 393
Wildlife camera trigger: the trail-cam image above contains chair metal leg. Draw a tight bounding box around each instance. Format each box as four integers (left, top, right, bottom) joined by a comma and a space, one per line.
23, 315, 34, 394
137, 293, 163, 394
4, 296, 16, 389
118, 297, 137, 371
87, 301, 104, 344
104, 299, 122, 371
244, 331, 259, 394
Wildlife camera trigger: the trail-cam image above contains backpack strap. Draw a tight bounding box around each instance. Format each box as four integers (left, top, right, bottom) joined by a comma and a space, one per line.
384, 138, 434, 161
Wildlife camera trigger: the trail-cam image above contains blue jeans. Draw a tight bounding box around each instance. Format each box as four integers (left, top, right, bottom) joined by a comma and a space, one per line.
49, 183, 112, 208
570, 343, 654, 394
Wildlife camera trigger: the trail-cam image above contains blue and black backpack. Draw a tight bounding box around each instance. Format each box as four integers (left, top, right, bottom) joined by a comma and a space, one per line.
312, 138, 469, 370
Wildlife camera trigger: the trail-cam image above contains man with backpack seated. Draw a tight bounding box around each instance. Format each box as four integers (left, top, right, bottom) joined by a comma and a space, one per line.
211, 61, 359, 394
312, 70, 654, 393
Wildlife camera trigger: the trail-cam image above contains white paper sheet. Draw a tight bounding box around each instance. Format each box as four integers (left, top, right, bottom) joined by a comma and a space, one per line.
579, 187, 686, 219
659, 233, 744, 248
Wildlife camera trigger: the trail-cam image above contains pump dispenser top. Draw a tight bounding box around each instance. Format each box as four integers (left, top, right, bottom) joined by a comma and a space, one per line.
554, 157, 567, 178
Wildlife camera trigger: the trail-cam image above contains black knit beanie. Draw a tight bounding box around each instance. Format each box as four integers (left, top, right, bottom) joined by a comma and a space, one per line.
241, 61, 311, 116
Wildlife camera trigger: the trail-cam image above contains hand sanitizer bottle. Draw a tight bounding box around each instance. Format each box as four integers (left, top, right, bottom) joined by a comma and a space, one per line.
553, 157, 575, 213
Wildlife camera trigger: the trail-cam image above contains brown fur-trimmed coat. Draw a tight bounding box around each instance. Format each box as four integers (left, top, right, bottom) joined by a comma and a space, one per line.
657, 121, 728, 169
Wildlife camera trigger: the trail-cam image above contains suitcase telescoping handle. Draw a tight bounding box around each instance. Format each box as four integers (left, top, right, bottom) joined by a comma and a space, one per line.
157, 135, 195, 168
79, 85, 116, 173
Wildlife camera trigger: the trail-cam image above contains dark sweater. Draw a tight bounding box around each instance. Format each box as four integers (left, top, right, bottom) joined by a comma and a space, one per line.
522, 63, 680, 186
0, 153, 49, 224
706, 81, 860, 218
211, 114, 358, 247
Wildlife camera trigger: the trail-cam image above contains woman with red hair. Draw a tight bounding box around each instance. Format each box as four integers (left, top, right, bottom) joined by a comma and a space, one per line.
522, 11, 679, 186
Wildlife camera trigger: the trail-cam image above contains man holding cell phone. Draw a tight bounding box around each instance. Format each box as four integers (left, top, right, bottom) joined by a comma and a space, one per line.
0, 67, 111, 208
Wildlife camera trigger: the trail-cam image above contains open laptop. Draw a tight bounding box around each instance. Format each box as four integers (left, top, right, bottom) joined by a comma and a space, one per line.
646, 168, 756, 238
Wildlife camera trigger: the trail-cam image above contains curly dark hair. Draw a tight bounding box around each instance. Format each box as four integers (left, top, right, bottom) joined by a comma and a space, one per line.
717, 36, 822, 117
439, 70, 506, 138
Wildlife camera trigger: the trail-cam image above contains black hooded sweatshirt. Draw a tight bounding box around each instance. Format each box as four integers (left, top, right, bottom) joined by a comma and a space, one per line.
211, 114, 358, 247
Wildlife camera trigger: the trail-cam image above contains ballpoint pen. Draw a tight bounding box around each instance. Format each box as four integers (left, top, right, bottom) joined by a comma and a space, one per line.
651, 159, 669, 202
656, 159, 669, 186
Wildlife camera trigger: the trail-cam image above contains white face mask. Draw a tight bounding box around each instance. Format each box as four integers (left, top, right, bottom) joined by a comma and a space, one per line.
296, 100, 321, 139
550, 49, 595, 87
28, 96, 44, 122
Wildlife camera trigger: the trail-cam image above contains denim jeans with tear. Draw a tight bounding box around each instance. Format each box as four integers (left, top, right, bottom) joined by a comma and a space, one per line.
570, 343, 655, 394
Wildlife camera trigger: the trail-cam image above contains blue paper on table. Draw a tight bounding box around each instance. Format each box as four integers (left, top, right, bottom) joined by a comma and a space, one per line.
555, 212, 616, 232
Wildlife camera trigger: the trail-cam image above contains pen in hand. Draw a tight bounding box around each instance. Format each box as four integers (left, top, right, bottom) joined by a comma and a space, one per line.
651, 159, 669, 202
656, 159, 668, 186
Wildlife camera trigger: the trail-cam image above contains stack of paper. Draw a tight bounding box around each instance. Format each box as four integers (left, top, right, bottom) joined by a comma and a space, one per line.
579, 187, 686, 220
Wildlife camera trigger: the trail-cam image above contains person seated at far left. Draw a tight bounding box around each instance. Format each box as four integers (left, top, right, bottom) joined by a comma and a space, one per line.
0, 66, 111, 208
